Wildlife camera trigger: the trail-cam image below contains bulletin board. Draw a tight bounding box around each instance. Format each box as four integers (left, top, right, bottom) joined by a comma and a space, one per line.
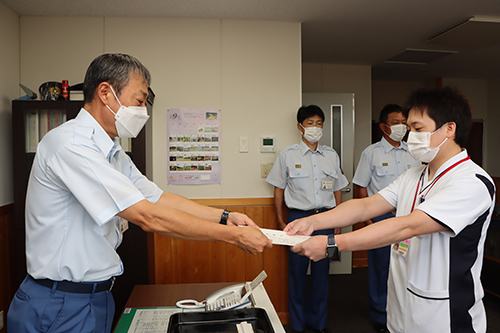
167, 108, 221, 185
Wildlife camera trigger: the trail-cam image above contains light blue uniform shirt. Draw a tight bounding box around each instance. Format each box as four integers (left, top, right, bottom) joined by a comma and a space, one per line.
352, 137, 420, 197
25, 109, 162, 282
266, 141, 348, 210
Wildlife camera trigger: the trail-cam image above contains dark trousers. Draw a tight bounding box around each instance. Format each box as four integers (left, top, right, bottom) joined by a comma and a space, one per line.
8, 275, 115, 333
367, 212, 394, 324
287, 208, 333, 331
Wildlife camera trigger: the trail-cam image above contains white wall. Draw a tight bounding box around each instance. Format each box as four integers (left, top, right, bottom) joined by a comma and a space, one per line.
302, 63, 372, 173
0, 3, 19, 206
19, 17, 301, 199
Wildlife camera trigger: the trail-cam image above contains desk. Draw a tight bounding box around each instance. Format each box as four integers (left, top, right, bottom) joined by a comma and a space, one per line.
121, 282, 234, 309
115, 282, 285, 333
114, 282, 234, 332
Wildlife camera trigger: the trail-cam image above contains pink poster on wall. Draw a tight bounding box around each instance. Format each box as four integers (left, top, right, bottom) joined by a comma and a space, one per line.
167, 108, 221, 185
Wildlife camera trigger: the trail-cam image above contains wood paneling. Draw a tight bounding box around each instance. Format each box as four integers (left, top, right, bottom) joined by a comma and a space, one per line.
0, 204, 14, 333
148, 198, 290, 323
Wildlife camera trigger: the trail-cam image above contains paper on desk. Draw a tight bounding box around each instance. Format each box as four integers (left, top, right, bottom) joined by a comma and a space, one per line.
125, 307, 198, 333
260, 228, 310, 246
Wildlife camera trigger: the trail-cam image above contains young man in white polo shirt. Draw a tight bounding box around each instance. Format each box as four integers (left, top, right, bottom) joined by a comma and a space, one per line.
284, 86, 495, 332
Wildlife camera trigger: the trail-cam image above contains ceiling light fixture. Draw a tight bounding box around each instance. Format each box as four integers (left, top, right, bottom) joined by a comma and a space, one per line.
427, 16, 500, 47
384, 48, 458, 65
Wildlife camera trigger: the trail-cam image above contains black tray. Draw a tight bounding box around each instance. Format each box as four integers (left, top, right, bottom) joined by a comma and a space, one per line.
167, 308, 275, 333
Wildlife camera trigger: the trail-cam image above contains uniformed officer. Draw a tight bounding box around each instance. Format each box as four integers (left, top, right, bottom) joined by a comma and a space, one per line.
352, 104, 420, 333
266, 105, 348, 333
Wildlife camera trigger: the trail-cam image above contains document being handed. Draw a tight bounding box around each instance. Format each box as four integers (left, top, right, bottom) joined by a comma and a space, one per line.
260, 228, 310, 246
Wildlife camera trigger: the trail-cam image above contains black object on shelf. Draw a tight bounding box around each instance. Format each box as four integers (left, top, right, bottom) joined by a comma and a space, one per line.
167, 308, 275, 333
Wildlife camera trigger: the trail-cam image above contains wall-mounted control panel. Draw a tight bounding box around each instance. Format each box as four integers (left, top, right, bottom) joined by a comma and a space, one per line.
260, 137, 275, 153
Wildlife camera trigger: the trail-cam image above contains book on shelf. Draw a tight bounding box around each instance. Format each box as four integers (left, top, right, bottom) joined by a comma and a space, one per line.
39, 109, 50, 140
25, 109, 69, 153
27, 110, 39, 153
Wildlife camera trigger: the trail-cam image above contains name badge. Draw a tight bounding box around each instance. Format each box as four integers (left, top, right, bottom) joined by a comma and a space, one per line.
119, 217, 129, 234
321, 177, 334, 190
393, 239, 410, 257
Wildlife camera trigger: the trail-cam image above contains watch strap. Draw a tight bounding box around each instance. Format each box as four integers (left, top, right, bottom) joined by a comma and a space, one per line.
328, 233, 335, 246
326, 234, 338, 258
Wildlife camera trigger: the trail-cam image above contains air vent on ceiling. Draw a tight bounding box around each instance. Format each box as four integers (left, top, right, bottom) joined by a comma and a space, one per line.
427, 16, 500, 47
384, 48, 458, 65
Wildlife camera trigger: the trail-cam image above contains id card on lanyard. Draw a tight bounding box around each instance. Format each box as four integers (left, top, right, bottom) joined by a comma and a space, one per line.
394, 156, 470, 257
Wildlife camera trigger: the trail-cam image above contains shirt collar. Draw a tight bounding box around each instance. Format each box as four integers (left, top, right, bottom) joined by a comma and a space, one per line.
430, 149, 469, 177
381, 136, 408, 153
76, 108, 119, 159
299, 140, 324, 156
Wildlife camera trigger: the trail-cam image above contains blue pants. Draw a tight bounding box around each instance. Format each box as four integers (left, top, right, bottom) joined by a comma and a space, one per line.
367, 212, 394, 324
287, 209, 333, 331
8, 275, 115, 333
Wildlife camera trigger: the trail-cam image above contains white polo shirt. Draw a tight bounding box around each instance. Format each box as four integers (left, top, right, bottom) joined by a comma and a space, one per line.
266, 141, 348, 210
353, 137, 420, 196
379, 150, 495, 333
26, 109, 163, 282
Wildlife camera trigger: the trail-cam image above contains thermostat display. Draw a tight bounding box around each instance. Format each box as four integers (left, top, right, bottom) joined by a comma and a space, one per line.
261, 137, 276, 153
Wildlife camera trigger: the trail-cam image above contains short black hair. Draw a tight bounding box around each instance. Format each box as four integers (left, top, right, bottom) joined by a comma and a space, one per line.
83, 53, 151, 103
403, 86, 472, 147
378, 104, 403, 124
297, 105, 325, 124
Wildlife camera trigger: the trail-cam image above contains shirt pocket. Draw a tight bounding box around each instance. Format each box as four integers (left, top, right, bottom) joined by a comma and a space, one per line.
322, 169, 339, 180
375, 165, 396, 177
406, 281, 450, 332
289, 168, 310, 192
321, 170, 339, 191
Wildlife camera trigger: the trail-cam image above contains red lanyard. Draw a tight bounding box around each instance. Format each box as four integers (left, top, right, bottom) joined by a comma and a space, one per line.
410, 156, 470, 212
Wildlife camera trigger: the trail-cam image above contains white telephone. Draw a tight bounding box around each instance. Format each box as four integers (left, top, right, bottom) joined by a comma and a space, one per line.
204, 283, 252, 311
176, 271, 267, 312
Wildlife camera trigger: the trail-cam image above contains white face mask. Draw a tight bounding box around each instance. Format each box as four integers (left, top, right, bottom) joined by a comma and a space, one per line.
300, 124, 323, 143
106, 86, 150, 138
407, 124, 448, 163
384, 123, 407, 142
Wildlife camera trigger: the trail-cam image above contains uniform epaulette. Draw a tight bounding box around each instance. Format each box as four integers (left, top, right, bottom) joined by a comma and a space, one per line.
282, 144, 300, 153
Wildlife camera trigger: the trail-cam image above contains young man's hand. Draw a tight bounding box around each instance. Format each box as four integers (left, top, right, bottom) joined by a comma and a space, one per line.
283, 216, 315, 236
290, 235, 329, 262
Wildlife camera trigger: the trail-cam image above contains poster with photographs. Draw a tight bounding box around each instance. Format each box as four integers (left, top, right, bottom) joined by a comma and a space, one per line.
167, 108, 221, 185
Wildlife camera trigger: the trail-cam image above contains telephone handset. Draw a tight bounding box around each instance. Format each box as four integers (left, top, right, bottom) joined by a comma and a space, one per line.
176, 270, 267, 312
204, 283, 252, 311
175, 283, 252, 311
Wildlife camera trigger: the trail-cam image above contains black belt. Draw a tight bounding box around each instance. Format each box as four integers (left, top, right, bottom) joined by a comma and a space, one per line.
30, 275, 115, 294
290, 207, 332, 215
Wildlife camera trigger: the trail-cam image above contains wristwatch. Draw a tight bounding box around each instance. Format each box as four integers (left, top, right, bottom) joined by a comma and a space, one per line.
326, 234, 339, 258
219, 209, 231, 225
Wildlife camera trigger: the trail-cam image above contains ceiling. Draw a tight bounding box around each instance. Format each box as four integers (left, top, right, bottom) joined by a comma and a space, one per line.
2, 0, 500, 81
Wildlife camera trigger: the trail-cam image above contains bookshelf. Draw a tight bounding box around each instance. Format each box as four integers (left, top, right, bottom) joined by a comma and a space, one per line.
11, 99, 153, 325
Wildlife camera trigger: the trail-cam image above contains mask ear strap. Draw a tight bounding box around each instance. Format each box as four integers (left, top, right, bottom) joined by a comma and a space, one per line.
109, 85, 122, 107
432, 123, 448, 135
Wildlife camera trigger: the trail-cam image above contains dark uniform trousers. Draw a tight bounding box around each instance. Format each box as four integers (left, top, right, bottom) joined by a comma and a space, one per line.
367, 212, 395, 324
287, 207, 333, 332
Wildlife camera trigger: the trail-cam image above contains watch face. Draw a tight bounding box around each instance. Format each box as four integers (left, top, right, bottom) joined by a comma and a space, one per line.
327, 246, 339, 258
